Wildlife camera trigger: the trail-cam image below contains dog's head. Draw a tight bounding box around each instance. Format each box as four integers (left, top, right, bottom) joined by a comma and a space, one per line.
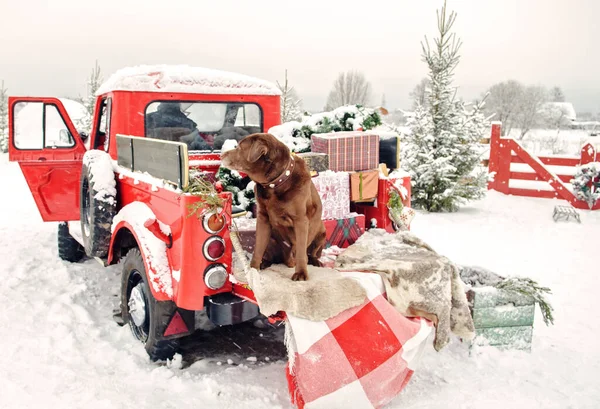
221, 133, 290, 185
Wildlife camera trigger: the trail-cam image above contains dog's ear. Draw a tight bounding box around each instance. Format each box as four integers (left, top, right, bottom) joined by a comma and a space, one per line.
247, 140, 268, 163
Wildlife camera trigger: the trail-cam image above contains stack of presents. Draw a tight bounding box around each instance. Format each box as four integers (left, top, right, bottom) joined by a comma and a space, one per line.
237, 131, 411, 253
300, 130, 410, 249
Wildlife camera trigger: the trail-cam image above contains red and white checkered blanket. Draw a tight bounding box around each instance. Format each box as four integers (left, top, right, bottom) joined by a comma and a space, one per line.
284, 272, 433, 409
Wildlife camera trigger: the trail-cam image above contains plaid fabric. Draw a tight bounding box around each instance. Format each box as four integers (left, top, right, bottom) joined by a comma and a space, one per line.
324, 215, 365, 248
311, 132, 380, 172
286, 272, 433, 409
297, 152, 330, 172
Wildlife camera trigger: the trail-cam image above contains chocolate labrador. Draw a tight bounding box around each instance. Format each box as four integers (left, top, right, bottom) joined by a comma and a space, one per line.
221, 133, 327, 281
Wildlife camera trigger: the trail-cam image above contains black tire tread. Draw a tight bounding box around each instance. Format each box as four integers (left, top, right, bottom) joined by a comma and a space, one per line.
57, 222, 85, 262
80, 161, 117, 258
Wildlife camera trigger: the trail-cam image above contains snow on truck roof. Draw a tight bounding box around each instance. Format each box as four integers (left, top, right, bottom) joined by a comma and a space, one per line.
96, 65, 281, 96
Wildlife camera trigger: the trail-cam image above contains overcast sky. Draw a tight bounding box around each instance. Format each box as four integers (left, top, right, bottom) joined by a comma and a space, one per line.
1, 0, 599, 113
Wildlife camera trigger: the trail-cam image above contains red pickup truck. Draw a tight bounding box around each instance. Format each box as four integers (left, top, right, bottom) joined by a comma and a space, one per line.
8, 65, 409, 361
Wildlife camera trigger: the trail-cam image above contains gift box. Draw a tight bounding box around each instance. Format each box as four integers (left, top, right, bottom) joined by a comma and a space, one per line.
467, 286, 535, 352
350, 169, 379, 202
311, 171, 350, 220
379, 134, 401, 170
296, 152, 329, 173
324, 214, 366, 248
311, 131, 379, 172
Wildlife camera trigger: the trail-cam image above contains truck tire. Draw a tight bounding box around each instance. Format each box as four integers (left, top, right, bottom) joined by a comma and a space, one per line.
57, 222, 85, 262
80, 152, 117, 258
120, 249, 179, 361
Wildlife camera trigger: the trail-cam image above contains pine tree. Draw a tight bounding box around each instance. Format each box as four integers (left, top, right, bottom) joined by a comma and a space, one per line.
403, 0, 489, 212
76, 61, 103, 135
277, 69, 303, 123
0, 81, 8, 153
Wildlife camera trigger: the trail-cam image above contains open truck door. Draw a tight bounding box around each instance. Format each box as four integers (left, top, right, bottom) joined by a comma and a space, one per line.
9, 97, 87, 221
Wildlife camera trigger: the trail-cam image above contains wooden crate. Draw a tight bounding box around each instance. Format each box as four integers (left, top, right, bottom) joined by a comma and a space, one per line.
467, 287, 535, 352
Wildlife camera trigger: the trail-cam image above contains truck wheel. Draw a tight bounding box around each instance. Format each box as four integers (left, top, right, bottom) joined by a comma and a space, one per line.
120, 249, 179, 361
57, 222, 85, 262
80, 152, 117, 258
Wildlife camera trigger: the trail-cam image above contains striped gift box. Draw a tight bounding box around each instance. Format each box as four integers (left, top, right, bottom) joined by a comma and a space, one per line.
311, 132, 380, 172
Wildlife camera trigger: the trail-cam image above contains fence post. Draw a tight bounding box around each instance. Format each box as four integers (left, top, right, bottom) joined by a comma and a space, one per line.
487, 122, 510, 193
487, 123, 500, 190
580, 143, 596, 165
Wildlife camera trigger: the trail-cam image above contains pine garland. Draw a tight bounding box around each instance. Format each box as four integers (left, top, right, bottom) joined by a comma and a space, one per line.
182, 172, 225, 219
496, 277, 555, 326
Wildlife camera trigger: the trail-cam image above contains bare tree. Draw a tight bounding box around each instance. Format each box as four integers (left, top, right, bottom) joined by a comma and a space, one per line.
276, 69, 303, 122
0, 80, 8, 153
550, 86, 565, 102
515, 85, 548, 139
325, 70, 372, 110
409, 77, 430, 109
483, 80, 524, 137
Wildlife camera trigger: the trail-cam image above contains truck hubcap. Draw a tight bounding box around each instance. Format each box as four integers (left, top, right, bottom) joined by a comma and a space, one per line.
128, 284, 147, 327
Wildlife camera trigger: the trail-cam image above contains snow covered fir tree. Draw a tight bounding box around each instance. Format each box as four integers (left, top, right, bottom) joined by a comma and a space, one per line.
403, 1, 489, 212
0, 81, 8, 153
277, 69, 303, 122
76, 61, 103, 135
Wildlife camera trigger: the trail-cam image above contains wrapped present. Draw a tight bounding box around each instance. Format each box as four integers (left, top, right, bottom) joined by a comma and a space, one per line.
297, 152, 329, 172
311, 131, 379, 172
379, 134, 401, 170
324, 214, 366, 248
350, 169, 379, 202
312, 171, 350, 220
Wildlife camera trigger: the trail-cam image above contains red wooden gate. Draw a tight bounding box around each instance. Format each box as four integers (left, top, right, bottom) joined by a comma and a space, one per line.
487, 123, 600, 210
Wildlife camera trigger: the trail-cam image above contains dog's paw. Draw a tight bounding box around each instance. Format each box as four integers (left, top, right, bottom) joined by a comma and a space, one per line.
308, 256, 323, 267
291, 271, 308, 281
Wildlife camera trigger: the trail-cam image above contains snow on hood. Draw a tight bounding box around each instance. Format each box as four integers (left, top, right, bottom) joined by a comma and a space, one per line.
96, 65, 281, 96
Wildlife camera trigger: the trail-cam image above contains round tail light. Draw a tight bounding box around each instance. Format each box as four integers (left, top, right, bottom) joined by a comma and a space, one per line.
203, 211, 225, 234
205, 265, 228, 290
204, 236, 225, 261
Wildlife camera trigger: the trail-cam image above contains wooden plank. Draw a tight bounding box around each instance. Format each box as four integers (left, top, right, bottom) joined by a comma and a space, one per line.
510, 155, 579, 167
116, 135, 133, 170
472, 326, 533, 347
116, 135, 189, 189
508, 188, 560, 199
472, 305, 535, 328
467, 287, 535, 309
510, 172, 572, 183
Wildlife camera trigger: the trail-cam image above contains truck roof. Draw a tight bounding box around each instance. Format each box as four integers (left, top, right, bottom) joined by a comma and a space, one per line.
96, 65, 282, 97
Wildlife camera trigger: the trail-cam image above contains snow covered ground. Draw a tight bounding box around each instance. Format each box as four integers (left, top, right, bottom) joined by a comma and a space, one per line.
1, 153, 599, 409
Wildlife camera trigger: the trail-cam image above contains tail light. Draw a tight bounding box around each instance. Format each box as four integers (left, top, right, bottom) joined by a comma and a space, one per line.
203, 211, 226, 234
204, 236, 225, 261
204, 265, 228, 290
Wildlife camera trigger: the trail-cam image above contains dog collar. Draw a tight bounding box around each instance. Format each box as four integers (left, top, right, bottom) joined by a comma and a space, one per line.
262, 155, 295, 189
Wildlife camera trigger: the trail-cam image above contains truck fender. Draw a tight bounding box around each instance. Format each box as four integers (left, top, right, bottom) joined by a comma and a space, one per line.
108, 202, 173, 302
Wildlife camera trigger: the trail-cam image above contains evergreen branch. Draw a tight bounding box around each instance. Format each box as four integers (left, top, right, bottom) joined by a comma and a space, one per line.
497, 277, 555, 326
182, 173, 225, 219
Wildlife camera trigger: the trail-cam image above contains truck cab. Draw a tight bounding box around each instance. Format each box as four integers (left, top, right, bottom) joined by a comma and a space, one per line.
8, 65, 281, 360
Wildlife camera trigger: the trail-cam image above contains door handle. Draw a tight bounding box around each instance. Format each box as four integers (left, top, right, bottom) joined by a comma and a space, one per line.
38, 157, 47, 162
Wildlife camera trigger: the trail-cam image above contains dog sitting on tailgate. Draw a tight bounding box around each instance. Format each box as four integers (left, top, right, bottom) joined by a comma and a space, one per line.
221, 133, 327, 281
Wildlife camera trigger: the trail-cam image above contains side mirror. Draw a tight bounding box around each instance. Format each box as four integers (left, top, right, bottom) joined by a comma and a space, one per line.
78, 130, 89, 142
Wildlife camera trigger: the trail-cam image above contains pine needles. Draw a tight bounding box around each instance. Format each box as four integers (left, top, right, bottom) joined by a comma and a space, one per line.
182, 173, 225, 219
497, 277, 555, 326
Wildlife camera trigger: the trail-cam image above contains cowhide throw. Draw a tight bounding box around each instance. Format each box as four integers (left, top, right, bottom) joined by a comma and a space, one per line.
335, 229, 475, 351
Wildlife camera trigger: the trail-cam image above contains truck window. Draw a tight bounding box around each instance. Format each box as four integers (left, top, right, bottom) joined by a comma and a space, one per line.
93, 98, 111, 151
145, 101, 262, 152
45, 105, 75, 148
13, 102, 75, 149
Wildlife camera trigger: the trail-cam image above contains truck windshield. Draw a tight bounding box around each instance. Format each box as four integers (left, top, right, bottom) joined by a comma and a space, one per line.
145, 101, 262, 151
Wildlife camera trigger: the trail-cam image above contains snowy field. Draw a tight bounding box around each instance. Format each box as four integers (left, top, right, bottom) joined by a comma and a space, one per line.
1, 153, 599, 409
